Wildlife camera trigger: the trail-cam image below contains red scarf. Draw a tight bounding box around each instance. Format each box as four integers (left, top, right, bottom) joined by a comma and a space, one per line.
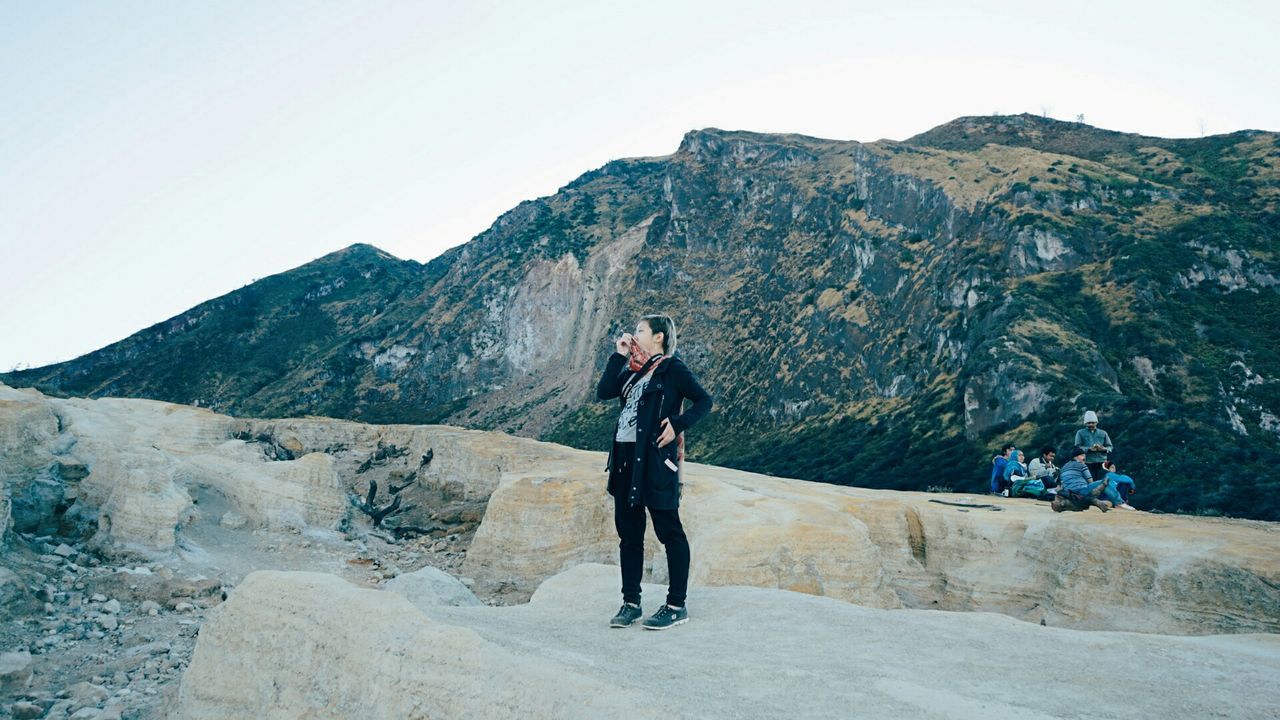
624, 341, 685, 466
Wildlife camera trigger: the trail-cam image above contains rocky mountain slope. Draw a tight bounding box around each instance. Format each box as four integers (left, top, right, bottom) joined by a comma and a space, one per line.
5, 114, 1279, 519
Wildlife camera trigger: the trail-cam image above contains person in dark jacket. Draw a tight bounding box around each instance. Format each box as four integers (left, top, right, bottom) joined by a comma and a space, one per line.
596, 313, 712, 631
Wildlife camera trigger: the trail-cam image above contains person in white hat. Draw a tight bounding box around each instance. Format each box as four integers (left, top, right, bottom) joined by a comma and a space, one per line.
1072, 411, 1113, 482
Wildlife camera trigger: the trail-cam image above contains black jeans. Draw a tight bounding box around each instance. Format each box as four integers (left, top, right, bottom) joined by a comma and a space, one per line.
610, 443, 690, 607
1086, 462, 1106, 485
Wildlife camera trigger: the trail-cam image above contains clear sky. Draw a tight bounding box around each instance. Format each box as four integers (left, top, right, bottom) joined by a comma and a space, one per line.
3, 0, 1278, 371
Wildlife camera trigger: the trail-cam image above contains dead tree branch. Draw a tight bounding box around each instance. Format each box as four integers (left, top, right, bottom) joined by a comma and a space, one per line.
348, 446, 435, 532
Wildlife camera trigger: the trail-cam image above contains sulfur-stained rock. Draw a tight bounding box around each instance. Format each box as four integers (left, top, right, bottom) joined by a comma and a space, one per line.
3, 380, 1278, 636
90, 463, 194, 555
0, 385, 63, 535
464, 462, 899, 608
174, 571, 665, 720
174, 565, 1280, 720
465, 445, 1280, 636
182, 451, 345, 532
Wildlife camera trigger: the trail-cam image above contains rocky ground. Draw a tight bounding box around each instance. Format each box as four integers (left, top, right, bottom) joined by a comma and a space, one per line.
0, 504, 495, 720
174, 563, 1280, 720
4, 383, 1279, 718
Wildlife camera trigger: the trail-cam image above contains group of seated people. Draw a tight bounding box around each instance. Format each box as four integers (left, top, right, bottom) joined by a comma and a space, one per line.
987, 411, 1137, 512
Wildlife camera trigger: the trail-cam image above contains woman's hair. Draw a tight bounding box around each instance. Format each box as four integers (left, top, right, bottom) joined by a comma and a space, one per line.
640, 313, 677, 355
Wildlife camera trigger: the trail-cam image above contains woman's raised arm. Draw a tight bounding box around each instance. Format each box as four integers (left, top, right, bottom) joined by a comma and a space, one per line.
596, 352, 629, 400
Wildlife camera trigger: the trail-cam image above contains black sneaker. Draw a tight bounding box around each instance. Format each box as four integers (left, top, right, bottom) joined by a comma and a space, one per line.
642, 604, 689, 630
609, 602, 642, 628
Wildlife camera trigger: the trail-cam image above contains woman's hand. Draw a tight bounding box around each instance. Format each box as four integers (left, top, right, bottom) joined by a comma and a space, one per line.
656, 418, 676, 448
615, 333, 634, 355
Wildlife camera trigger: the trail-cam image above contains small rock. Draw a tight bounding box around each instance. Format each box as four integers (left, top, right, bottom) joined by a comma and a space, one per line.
219, 512, 248, 530
98, 615, 118, 631
123, 641, 171, 659
0, 567, 25, 606
140, 600, 161, 614
174, 601, 195, 612
102, 599, 122, 614
69, 708, 102, 719
54, 543, 77, 557
91, 593, 108, 603
0, 649, 34, 693
40, 584, 57, 602
10, 701, 44, 719
39, 554, 62, 565
65, 680, 110, 709
45, 602, 55, 614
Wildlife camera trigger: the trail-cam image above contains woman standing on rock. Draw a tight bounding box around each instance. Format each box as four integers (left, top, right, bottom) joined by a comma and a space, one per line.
596, 313, 712, 631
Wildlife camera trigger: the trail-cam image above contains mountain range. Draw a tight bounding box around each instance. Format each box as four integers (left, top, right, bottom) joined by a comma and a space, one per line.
6, 113, 1279, 519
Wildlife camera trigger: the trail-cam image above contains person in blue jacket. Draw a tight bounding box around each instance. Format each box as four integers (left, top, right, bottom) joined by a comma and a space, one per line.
1102, 460, 1137, 510
990, 444, 1014, 495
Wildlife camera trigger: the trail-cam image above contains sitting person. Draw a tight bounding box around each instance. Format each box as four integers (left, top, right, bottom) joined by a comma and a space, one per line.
1006, 448, 1053, 500
1002, 447, 1026, 487
1027, 446, 1059, 489
990, 444, 1014, 495
1101, 461, 1137, 510
1052, 447, 1124, 512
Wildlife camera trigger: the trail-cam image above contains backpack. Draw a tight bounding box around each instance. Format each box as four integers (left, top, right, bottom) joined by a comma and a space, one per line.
1011, 476, 1046, 498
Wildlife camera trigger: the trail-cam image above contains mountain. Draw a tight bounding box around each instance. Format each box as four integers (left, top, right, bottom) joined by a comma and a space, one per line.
6, 113, 1280, 519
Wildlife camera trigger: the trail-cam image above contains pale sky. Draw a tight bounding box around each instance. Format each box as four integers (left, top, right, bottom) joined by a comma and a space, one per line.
3, 0, 1278, 371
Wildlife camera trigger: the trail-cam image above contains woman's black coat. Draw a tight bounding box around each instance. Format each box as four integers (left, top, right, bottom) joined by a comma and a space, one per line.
596, 351, 713, 509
